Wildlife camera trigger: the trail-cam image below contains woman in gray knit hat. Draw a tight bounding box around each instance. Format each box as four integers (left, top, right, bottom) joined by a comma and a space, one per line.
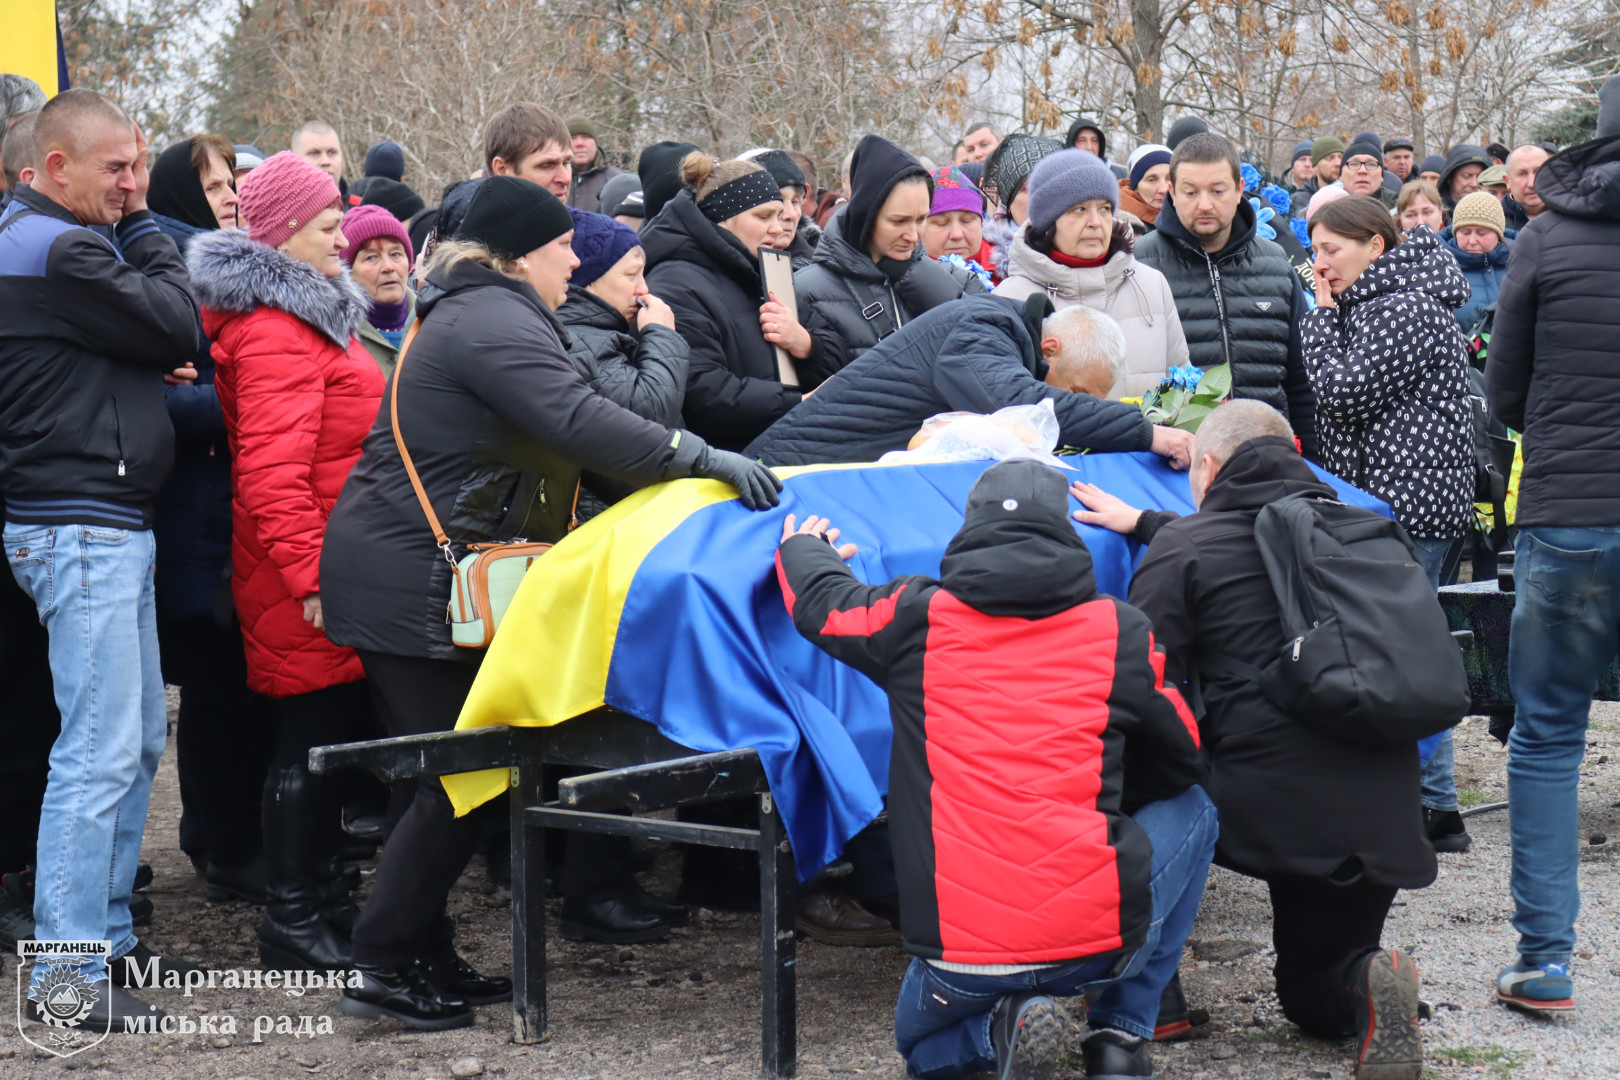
994, 149, 1189, 400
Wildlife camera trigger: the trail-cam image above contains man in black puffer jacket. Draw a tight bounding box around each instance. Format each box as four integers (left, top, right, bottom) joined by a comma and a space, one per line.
744, 294, 1192, 468
1136, 133, 1317, 458
793, 135, 984, 389
1484, 94, 1620, 1014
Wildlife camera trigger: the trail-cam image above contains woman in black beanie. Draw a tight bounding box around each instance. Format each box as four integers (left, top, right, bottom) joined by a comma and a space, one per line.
792, 134, 985, 389
322, 176, 780, 1029
641, 154, 810, 449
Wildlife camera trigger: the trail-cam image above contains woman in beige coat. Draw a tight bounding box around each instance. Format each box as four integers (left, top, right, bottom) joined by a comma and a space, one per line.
993, 149, 1189, 400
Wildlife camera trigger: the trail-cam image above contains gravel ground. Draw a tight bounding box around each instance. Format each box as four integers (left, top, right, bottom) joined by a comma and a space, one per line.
5, 703, 1618, 1079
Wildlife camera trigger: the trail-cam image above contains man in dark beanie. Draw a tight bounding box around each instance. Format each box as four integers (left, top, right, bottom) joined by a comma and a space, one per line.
1288, 136, 1344, 218
637, 139, 701, 225
358, 176, 425, 222
567, 117, 625, 213
363, 140, 405, 181
1384, 136, 1416, 187
1340, 141, 1395, 208
597, 171, 643, 227
1418, 154, 1446, 186
1165, 116, 1209, 150
1283, 139, 1315, 193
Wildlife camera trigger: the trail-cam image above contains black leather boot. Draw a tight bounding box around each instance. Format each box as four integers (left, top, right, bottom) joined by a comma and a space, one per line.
340, 961, 473, 1030
257, 767, 352, 971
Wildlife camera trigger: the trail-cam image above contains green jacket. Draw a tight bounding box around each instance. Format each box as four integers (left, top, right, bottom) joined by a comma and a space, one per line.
357, 289, 416, 379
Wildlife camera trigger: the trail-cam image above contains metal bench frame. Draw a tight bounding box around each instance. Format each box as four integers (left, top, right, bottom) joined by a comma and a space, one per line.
310, 712, 798, 1078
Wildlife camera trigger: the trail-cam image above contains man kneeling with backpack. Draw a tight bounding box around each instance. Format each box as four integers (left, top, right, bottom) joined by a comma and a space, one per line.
1073, 400, 1468, 1080
778, 460, 1217, 1080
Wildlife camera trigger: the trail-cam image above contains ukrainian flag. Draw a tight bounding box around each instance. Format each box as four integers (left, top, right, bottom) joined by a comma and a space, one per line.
0, 1, 70, 96
446, 454, 1387, 877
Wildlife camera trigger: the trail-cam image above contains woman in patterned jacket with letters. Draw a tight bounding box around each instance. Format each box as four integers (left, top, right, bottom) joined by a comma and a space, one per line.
1302, 193, 1475, 855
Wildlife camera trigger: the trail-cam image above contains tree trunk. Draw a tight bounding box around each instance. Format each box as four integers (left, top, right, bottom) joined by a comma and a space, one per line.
1130, 0, 1167, 140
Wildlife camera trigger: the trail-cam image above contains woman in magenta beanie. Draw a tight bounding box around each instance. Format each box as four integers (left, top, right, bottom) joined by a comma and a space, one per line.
340, 203, 415, 376
184, 150, 385, 973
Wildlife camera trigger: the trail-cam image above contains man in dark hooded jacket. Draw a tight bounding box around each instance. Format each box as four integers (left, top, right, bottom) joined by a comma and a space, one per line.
1484, 88, 1620, 1015
1074, 400, 1432, 1080
777, 460, 1215, 1080
743, 294, 1193, 468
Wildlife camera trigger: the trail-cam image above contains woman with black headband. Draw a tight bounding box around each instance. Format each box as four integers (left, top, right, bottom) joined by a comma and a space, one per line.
793, 134, 985, 389
641, 153, 808, 450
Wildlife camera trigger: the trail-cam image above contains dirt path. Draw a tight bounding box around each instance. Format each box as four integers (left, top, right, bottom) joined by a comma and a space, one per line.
6, 708, 1618, 1079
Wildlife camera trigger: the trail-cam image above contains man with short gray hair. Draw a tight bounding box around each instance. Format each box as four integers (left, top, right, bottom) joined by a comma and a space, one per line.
1073, 398, 1433, 1080
0, 73, 45, 200
744, 295, 1193, 467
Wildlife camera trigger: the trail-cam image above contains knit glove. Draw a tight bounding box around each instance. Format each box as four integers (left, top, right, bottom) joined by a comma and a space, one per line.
691, 446, 783, 510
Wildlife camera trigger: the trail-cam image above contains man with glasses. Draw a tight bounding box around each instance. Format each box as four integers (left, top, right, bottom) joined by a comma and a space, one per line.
1341, 140, 1397, 209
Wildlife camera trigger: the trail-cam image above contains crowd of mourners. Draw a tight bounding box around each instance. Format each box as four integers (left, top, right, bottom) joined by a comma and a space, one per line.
1, 67, 1619, 1080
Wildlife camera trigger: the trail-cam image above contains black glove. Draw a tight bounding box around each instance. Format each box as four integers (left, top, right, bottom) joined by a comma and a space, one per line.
691, 446, 783, 510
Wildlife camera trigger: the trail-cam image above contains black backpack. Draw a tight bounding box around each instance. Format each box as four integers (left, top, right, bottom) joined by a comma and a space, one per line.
1210, 494, 1470, 747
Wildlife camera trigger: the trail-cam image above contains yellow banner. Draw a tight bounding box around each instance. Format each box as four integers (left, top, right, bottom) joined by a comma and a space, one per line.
0, 1, 63, 97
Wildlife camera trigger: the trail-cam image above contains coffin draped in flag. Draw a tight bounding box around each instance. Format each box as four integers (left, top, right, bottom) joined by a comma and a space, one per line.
444, 453, 1388, 879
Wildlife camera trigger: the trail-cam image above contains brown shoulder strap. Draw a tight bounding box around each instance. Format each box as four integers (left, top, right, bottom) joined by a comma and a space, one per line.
388, 320, 454, 557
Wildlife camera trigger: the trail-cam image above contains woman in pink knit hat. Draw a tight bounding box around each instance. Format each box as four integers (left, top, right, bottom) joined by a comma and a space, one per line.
184, 150, 385, 973
339, 203, 415, 376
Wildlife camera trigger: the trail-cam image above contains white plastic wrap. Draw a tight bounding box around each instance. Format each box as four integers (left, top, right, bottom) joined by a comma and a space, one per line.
879, 400, 1068, 467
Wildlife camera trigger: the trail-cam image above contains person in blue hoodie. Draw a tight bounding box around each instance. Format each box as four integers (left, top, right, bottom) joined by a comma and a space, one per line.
1439, 190, 1513, 333
147, 135, 275, 905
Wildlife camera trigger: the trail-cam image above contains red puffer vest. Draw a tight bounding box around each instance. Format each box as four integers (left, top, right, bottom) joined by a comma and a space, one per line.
189, 228, 384, 698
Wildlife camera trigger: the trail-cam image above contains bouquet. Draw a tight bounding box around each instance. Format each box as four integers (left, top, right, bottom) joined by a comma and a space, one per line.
1138, 363, 1232, 432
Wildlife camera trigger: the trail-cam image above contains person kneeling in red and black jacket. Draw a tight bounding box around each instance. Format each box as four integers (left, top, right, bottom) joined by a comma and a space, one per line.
776, 459, 1217, 1080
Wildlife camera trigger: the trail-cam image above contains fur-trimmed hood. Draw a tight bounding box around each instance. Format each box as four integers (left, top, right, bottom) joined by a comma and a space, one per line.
187, 227, 369, 348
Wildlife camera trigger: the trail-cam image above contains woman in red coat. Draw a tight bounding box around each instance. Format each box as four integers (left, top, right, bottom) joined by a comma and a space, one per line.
188, 151, 383, 972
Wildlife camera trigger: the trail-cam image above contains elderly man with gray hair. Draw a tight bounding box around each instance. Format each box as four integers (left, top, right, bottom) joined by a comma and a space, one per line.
744, 294, 1190, 468
1073, 398, 1435, 1080
0, 73, 46, 201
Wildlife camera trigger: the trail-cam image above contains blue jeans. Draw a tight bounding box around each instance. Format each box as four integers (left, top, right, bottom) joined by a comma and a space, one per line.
1412, 534, 1463, 810
1506, 525, 1620, 964
892, 786, 1218, 1078
4, 524, 166, 978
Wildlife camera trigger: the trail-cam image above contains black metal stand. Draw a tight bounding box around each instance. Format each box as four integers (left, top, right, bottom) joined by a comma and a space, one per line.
310, 713, 798, 1078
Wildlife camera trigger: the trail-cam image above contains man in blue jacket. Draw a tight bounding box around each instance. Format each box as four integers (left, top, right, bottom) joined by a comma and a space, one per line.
0, 89, 202, 1028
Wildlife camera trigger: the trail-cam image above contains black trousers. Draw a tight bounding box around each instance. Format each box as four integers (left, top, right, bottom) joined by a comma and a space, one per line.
350, 650, 638, 967
269, 680, 372, 769
0, 571, 58, 872
161, 614, 276, 866
1266, 874, 1399, 1039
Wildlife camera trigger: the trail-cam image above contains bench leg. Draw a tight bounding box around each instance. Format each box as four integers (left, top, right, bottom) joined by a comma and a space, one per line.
510, 763, 547, 1043
758, 791, 796, 1078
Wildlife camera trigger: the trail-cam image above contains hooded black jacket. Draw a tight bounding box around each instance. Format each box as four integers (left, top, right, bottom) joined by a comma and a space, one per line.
1128, 436, 1437, 888
777, 460, 1203, 964
1300, 226, 1474, 541
320, 259, 705, 662
1486, 133, 1620, 527
1135, 197, 1317, 457
743, 294, 1153, 466
793, 208, 985, 389
1064, 116, 1108, 158
0, 185, 198, 529
641, 190, 801, 450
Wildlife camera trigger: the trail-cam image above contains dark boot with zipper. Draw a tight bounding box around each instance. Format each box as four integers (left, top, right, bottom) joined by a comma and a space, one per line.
257, 767, 352, 971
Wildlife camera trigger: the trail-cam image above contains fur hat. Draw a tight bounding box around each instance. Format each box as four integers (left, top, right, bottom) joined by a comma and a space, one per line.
1026, 149, 1118, 232
340, 204, 414, 266
567, 208, 641, 287
455, 176, 574, 260
1451, 191, 1505, 239
238, 150, 342, 249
